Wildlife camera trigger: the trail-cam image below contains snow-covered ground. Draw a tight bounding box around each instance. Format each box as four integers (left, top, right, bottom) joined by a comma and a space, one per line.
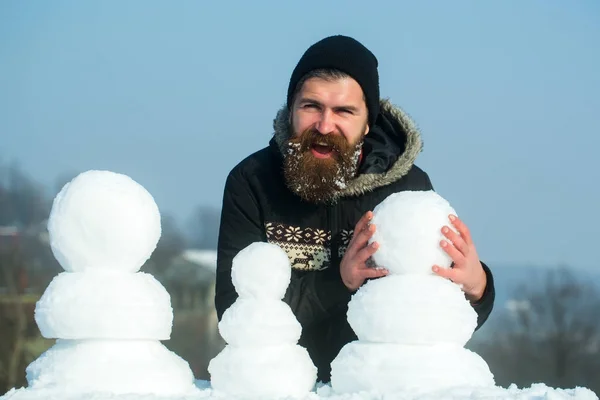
3, 172, 597, 400
2, 380, 598, 400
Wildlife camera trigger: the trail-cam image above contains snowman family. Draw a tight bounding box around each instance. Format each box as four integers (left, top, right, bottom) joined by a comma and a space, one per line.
20, 169, 495, 398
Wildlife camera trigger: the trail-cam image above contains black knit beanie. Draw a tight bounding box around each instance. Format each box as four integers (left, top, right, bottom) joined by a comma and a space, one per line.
287, 35, 380, 127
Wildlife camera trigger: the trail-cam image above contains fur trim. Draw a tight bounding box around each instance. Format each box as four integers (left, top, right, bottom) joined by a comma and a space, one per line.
272, 98, 423, 198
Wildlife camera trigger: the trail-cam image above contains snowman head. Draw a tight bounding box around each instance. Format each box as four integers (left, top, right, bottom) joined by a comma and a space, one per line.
369, 190, 458, 275
47, 170, 162, 273
231, 242, 291, 300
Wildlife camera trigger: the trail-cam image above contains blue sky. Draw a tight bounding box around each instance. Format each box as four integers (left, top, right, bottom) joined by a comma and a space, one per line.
1, 1, 599, 271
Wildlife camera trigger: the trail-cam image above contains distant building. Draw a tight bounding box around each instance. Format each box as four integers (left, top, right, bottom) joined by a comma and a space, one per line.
161, 248, 222, 355
162, 248, 217, 311
0, 222, 61, 294
0, 225, 20, 251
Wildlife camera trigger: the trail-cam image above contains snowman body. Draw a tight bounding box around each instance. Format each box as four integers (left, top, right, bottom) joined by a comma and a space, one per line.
26, 170, 196, 396
330, 191, 495, 394
208, 242, 317, 398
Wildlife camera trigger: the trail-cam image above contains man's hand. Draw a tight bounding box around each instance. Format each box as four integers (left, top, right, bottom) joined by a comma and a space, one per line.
432, 214, 487, 303
340, 211, 389, 291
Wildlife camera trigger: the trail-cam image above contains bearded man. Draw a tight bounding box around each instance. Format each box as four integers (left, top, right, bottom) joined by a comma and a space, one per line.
215, 35, 495, 383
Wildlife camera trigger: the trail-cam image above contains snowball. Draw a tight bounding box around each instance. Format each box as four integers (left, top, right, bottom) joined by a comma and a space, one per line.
218, 298, 302, 346
370, 190, 458, 275
35, 271, 173, 340
47, 170, 161, 273
26, 339, 197, 396
347, 275, 477, 346
330, 342, 495, 394
231, 242, 291, 299
208, 344, 317, 398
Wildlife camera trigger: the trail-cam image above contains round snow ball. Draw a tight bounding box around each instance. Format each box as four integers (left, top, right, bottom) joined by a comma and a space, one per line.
231, 242, 291, 299
369, 190, 458, 275
47, 170, 161, 273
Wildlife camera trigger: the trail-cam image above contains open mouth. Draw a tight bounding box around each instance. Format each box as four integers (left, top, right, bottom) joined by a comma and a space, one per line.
310, 142, 335, 158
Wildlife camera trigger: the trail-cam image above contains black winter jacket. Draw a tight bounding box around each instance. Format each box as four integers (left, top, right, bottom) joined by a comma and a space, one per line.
215, 99, 495, 382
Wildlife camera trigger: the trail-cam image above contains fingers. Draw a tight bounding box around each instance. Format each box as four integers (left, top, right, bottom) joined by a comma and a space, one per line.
348, 211, 373, 249
440, 239, 466, 265
449, 215, 473, 246
441, 225, 469, 257
351, 223, 376, 253
432, 264, 459, 281
354, 211, 373, 234
360, 266, 389, 280
355, 241, 379, 263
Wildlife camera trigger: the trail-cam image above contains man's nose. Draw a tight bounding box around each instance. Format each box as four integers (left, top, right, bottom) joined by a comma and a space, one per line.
315, 109, 335, 134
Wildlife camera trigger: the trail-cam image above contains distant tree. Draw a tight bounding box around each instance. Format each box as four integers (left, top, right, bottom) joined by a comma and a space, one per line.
0, 162, 61, 291
186, 205, 221, 250
0, 246, 32, 392
474, 266, 600, 392
52, 171, 80, 195
0, 162, 62, 392
0, 162, 50, 227
142, 214, 187, 279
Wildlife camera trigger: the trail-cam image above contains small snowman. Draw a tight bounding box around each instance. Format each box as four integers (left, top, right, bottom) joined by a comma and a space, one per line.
330, 190, 495, 394
208, 242, 317, 398
26, 170, 197, 396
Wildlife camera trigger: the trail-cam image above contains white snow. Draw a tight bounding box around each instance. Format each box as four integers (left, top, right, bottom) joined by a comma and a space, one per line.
209, 345, 317, 398
346, 275, 477, 346
2, 176, 597, 400
330, 191, 494, 393
25, 340, 196, 396
35, 271, 173, 340
330, 343, 496, 394
16, 170, 196, 397
218, 298, 302, 346
369, 190, 458, 275
231, 242, 292, 299
2, 381, 598, 400
48, 170, 161, 273
209, 241, 317, 398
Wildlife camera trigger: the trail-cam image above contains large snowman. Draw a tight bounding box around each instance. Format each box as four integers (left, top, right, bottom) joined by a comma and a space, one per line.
25, 170, 198, 396
330, 190, 495, 394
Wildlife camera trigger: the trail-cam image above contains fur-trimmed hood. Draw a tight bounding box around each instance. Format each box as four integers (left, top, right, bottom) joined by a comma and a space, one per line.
271, 98, 424, 198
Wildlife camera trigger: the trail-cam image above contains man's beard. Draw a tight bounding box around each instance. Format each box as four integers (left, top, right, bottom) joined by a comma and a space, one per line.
283, 127, 364, 204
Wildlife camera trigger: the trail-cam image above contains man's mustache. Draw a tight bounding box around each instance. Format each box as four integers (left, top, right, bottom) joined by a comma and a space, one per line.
292, 128, 348, 154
